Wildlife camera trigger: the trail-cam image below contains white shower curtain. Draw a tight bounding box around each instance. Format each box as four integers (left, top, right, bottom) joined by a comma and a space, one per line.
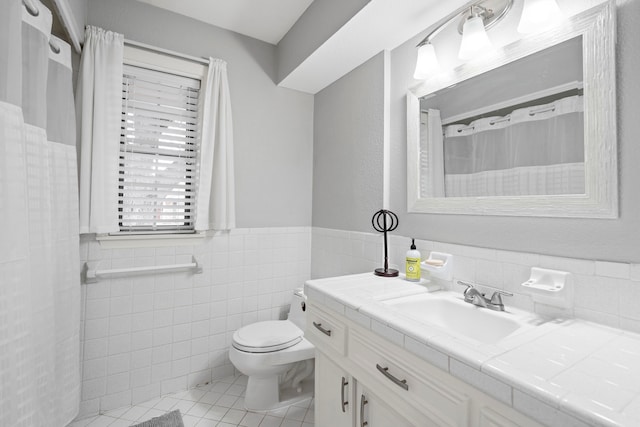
419, 109, 445, 198
443, 95, 584, 197
0, 1, 80, 426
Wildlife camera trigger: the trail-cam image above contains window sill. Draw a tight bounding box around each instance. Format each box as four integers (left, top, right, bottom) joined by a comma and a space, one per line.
96, 232, 207, 249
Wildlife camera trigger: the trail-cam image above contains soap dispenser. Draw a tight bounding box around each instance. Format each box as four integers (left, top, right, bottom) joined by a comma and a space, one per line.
405, 238, 421, 282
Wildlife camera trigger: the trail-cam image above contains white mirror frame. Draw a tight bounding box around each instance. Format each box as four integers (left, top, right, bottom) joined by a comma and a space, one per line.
407, 1, 617, 218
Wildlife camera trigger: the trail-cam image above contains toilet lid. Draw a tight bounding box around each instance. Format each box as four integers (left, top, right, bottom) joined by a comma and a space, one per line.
232, 320, 303, 353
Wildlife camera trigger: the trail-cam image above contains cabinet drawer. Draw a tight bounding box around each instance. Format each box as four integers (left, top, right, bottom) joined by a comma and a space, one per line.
306, 304, 346, 356
478, 405, 542, 427
349, 328, 470, 427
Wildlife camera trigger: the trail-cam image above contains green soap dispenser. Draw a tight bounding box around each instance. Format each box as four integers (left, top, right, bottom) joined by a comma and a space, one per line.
405, 238, 421, 282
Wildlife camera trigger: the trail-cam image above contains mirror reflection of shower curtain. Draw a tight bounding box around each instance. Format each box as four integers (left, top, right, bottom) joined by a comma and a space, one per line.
443, 96, 584, 197
0, 1, 81, 426
420, 109, 445, 198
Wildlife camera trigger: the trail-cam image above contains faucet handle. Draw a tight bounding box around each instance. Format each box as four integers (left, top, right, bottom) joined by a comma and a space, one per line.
457, 280, 475, 292
489, 290, 513, 307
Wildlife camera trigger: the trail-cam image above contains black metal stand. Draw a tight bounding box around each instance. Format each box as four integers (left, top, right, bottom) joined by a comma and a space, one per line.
371, 209, 399, 277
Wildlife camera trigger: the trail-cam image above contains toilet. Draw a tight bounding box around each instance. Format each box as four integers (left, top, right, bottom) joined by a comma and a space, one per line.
229, 288, 315, 411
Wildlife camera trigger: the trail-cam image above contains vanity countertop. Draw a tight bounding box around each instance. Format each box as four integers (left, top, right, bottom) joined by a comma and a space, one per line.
305, 273, 640, 427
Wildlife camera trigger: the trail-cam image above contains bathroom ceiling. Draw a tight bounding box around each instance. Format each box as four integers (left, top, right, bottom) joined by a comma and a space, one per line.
135, 0, 314, 45
134, 0, 471, 93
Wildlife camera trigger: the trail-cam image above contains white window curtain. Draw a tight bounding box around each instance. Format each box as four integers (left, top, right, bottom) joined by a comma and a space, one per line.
442, 95, 584, 197
76, 26, 124, 234
195, 58, 236, 231
0, 1, 80, 426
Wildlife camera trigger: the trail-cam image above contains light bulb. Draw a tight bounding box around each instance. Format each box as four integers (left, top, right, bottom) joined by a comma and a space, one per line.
413, 43, 440, 80
518, 0, 564, 34
458, 15, 493, 60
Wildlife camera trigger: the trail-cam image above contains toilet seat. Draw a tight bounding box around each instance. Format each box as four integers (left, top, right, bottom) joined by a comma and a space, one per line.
232, 320, 303, 353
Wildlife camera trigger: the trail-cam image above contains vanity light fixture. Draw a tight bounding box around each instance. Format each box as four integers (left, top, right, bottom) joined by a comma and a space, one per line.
414, 0, 565, 80
517, 0, 564, 34
458, 7, 494, 60
413, 0, 513, 80
413, 42, 440, 79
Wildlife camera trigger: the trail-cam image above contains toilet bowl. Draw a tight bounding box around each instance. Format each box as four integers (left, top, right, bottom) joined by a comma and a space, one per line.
229, 288, 315, 411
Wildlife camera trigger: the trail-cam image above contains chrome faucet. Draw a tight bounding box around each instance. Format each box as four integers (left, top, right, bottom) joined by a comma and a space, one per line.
457, 281, 513, 312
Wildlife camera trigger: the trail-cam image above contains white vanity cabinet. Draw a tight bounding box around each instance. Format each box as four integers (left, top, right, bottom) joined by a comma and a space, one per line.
307, 302, 543, 427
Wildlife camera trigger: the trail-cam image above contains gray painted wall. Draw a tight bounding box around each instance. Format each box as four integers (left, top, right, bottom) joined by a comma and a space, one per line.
87, 0, 314, 228
312, 52, 384, 233
276, 0, 370, 84
388, 0, 640, 263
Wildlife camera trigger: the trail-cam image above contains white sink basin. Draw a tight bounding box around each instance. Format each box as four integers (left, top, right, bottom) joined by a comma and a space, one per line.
381, 292, 536, 344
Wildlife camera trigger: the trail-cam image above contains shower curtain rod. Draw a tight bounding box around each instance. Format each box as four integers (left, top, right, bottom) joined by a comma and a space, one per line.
124, 39, 210, 66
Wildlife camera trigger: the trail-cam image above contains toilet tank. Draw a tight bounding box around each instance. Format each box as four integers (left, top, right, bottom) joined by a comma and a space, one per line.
287, 288, 307, 331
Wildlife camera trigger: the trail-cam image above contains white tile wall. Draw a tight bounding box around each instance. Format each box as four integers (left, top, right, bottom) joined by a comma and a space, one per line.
311, 227, 640, 335
78, 227, 311, 419
77, 225, 639, 420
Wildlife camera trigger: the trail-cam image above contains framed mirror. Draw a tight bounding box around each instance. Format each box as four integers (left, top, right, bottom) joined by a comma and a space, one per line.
407, 1, 617, 218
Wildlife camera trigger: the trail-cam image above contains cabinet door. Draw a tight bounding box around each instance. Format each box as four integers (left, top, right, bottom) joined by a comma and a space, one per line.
355, 383, 414, 427
315, 352, 353, 427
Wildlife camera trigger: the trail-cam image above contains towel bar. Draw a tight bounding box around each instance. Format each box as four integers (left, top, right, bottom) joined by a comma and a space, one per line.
85, 256, 202, 283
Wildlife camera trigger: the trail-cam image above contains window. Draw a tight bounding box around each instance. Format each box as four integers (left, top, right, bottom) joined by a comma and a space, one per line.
117, 47, 206, 234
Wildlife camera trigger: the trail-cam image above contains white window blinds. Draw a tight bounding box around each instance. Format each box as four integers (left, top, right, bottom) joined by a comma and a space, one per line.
119, 64, 201, 232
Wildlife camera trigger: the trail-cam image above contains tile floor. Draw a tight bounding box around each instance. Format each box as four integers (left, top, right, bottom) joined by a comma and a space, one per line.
67, 375, 314, 427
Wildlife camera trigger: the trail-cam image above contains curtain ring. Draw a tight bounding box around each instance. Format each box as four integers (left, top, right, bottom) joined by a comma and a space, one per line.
529, 106, 556, 117
49, 40, 61, 54
22, 0, 39, 17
